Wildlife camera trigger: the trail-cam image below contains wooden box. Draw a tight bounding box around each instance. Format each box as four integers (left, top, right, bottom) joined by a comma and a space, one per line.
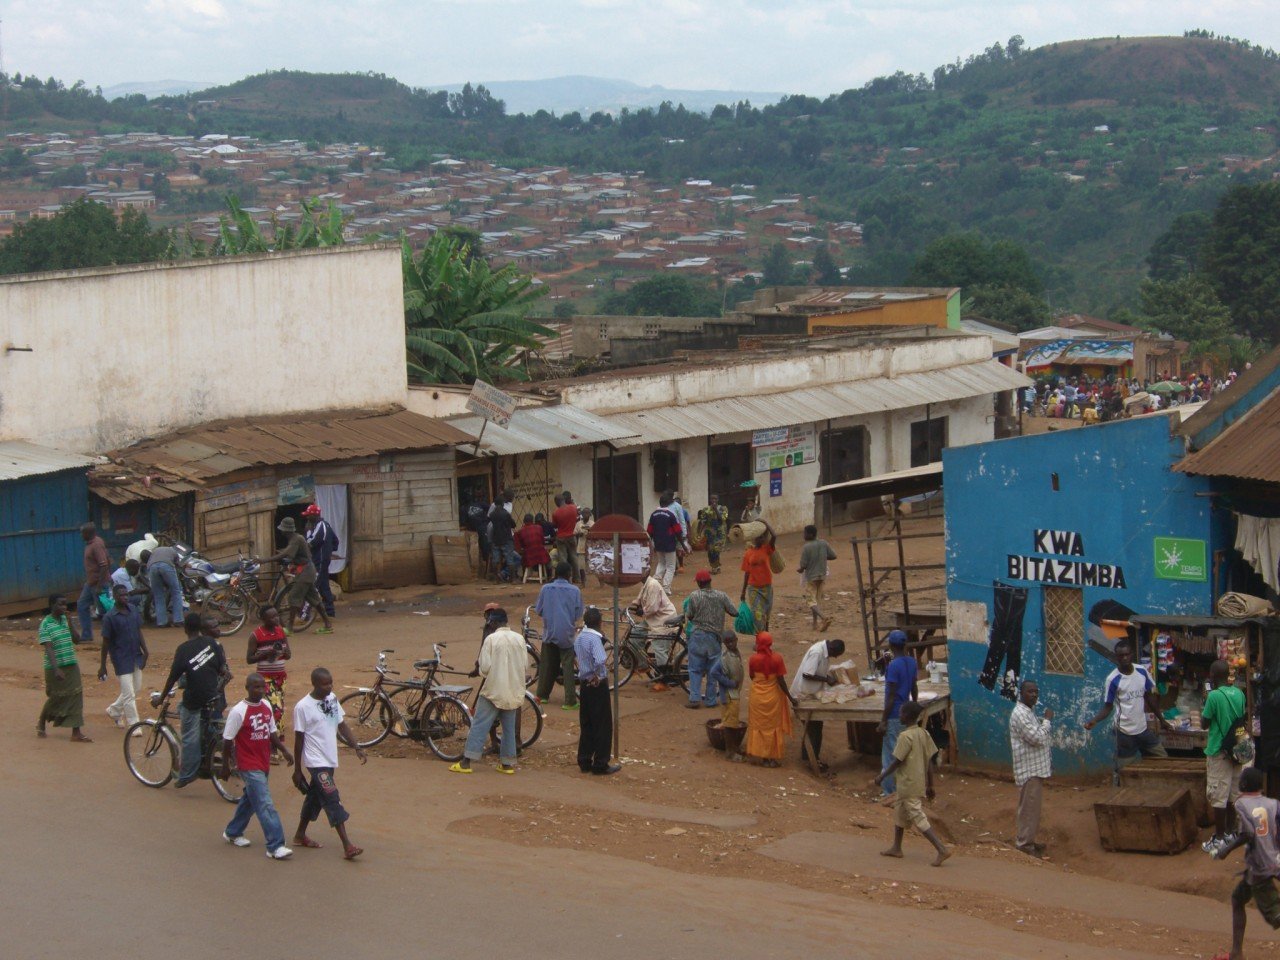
1094, 786, 1197, 854
1119, 757, 1213, 827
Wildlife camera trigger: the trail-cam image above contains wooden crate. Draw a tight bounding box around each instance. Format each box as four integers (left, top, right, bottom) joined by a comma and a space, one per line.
1094, 786, 1197, 854
1120, 757, 1213, 827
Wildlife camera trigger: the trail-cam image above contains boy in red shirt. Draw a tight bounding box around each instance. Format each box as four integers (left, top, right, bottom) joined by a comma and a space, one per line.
247, 605, 291, 726
220, 673, 295, 859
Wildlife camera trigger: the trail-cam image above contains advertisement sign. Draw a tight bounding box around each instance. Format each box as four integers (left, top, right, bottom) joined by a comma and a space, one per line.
465, 380, 518, 426
1153, 537, 1208, 582
276, 475, 315, 506
753, 423, 816, 473
769, 468, 782, 498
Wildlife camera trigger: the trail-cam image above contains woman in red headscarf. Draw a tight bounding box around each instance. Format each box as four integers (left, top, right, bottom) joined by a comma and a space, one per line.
746, 632, 793, 767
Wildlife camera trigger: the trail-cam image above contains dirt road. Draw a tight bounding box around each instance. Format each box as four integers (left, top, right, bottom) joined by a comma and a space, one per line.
5, 540, 1274, 959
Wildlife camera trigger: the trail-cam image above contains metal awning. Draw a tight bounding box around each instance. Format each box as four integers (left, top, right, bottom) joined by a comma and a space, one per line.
1128, 614, 1265, 629
447, 403, 641, 457
0, 440, 99, 482
603, 360, 1029, 445
813, 463, 943, 504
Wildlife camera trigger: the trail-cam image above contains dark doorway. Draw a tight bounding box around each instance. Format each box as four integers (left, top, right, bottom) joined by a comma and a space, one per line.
594, 452, 641, 519
910, 416, 948, 467
708, 442, 753, 517
820, 426, 870, 527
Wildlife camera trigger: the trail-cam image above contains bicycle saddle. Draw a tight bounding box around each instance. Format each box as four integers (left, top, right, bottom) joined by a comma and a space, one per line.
663, 616, 684, 627
413, 659, 439, 670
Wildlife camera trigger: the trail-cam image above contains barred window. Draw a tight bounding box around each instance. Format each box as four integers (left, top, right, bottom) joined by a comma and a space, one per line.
1043, 586, 1084, 675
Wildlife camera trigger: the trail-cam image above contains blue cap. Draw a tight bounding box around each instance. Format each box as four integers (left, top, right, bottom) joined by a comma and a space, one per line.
887, 630, 908, 647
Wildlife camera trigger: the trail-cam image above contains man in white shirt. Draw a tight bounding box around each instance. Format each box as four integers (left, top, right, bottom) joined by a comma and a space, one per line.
291, 667, 367, 859
1084, 639, 1169, 771
451, 607, 527, 774
790, 638, 845, 771
1009, 679, 1052, 857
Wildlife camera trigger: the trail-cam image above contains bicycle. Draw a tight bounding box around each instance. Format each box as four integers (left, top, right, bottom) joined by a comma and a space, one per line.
202, 557, 316, 636
123, 692, 243, 803
521, 606, 689, 692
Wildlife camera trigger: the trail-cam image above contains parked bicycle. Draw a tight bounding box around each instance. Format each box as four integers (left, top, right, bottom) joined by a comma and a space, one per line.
201, 557, 315, 636
521, 606, 688, 692
123, 692, 242, 802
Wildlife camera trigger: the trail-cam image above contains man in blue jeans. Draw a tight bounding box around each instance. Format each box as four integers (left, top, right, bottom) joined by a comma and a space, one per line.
160, 612, 231, 787
143, 544, 184, 627
876, 630, 918, 798
77, 523, 111, 642
221, 673, 294, 859
534, 561, 584, 709
683, 569, 738, 709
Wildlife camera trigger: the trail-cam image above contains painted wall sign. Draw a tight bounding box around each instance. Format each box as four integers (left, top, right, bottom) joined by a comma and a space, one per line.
753, 423, 816, 472
1006, 528, 1127, 588
1153, 536, 1208, 582
277, 474, 315, 506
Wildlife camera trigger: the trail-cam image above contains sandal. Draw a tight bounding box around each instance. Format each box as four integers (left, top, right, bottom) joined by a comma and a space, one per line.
449, 762, 473, 774
343, 845, 363, 860
495, 764, 516, 775
314, 627, 334, 635
293, 836, 323, 849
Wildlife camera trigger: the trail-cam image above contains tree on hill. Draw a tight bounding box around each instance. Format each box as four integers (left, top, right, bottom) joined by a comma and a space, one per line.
1147, 212, 1212, 282
762, 243, 796, 287
600, 274, 722, 317
811, 245, 843, 286
907, 232, 1050, 330
0, 198, 169, 275
1130, 275, 1233, 366
1201, 183, 1280, 341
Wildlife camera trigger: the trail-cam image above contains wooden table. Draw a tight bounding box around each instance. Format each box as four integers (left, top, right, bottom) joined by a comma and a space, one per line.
791, 680, 954, 777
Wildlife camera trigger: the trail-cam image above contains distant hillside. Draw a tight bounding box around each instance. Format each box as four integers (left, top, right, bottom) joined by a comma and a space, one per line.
103, 80, 211, 100
430, 76, 784, 116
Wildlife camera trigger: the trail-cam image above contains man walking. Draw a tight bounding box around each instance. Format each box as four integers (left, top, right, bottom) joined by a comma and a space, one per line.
98, 582, 149, 731
552, 491, 581, 583
1084, 638, 1169, 771
684, 570, 738, 709
220, 673, 294, 859
647, 493, 684, 594
77, 523, 111, 643
303, 504, 339, 619
696, 494, 729, 575
159, 612, 231, 788
575, 607, 620, 775
534, 561, 583, 709
1202, 658, 1249, 854
797, 525, 836, 632
876, 630, 917, 799
451, 607, 526, 775
1009, 679, 1052, 857
291, 667, 366, 859
143, 543, 184, 628
791, 638, 846, 771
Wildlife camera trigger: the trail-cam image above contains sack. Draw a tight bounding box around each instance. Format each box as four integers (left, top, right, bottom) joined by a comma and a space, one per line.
768, 549, 786, 575
734, 601, 756, 635
1226, 712, 1256, 764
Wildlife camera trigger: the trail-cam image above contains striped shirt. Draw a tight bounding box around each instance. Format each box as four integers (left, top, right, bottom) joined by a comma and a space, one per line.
1009, 701, 1052, 785
39, 614, 78, 669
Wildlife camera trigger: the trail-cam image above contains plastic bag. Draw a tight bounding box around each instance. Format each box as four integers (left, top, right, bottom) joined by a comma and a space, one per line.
98, 590, 116, 612
734, 601, 756, 635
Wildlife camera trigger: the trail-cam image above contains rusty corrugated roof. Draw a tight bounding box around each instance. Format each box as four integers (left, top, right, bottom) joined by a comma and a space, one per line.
90, 407, 473, 501
1175, 388, 1280, 482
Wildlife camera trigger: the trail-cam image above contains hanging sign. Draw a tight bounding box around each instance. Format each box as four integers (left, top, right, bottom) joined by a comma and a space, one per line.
1153, 537, 1208, 582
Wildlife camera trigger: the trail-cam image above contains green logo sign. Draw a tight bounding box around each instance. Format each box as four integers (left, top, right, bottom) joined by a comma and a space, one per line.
1153, 537, 1207, 582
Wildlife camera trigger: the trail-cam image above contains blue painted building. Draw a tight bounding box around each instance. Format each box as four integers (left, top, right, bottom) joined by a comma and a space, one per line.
943, 413, 1228, 776
0, 442, 97, 615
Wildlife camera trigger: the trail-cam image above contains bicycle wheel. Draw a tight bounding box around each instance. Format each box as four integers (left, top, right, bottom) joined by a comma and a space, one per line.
388, 685, 430, 739
516, 691, 544, 750
292, 597, 317, 632
206, 740, 243, 803
201, 586, 248, 636
671, 646, 691, 693
524, 645, 539, 688
607, 642, 637, 691
421, 695, 471, 762
123, 719, 179, 787
338, 690, 395, 748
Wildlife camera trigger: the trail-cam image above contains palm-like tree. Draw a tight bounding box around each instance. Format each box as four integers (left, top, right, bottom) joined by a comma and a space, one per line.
402, 234, 550, 384
209, 196, 349, 255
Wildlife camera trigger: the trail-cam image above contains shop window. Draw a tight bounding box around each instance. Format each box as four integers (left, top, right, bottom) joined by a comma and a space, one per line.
1043, 586, 1084, 676
910, 416, 948, 467
652, 448, 680, 493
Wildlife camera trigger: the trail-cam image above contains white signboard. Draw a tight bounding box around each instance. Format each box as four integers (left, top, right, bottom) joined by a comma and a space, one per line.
587, 541, 651, 577
753, 423, 817, 472
465, 380, 518, 427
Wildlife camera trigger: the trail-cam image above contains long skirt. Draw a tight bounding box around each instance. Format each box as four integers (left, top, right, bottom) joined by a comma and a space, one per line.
41, 664, 85, 728
746, 585, 773, 630
262, 672, 287, 726
745, 675, 792, 761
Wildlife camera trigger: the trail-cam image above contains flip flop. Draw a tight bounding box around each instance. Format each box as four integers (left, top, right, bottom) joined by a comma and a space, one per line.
343, 846, 363, 860
449, 762, 473, 774
495, 764, 516, 775
314, 627, 334, 635
293, 836, 323, 849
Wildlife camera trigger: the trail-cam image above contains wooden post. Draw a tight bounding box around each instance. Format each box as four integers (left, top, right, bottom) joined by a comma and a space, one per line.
612, 532, 621, 761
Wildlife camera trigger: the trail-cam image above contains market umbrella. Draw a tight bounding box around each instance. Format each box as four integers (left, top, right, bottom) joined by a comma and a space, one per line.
1148, 380, 1188, 395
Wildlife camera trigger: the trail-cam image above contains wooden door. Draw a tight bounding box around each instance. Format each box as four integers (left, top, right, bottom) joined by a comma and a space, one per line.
594, 452, 640, 519
349, 484, 384, 589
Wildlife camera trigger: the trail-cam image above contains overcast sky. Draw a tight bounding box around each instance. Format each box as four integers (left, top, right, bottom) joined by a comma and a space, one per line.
4, 0, 1279, 97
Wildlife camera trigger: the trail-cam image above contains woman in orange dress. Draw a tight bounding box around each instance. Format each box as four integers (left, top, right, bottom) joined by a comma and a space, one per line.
746, 632, 792, 767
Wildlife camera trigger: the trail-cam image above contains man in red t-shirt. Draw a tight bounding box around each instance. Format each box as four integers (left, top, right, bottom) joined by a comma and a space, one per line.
221, 673, 295, 859
552, 491, 581, 582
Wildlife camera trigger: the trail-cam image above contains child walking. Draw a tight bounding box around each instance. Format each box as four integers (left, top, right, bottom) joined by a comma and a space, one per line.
292, 667, 367, 859
1214, 766, 1280, 959
710, 632, 745, 761
796, 524, 836, 632
875, 700, 951, 866
221, 673, 294, 859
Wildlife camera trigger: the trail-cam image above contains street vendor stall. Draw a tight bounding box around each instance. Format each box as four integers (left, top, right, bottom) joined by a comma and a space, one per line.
791, 677, 954, 777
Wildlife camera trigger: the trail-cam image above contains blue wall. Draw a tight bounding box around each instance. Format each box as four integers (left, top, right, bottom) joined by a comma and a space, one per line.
943, 415, 1222, 776
0, 469, 88, 609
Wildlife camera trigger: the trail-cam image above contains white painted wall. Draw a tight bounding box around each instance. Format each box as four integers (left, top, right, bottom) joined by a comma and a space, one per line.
0, 245, 406, 454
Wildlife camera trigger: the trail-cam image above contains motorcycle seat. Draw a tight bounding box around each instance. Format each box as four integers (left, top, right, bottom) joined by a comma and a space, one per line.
209, 559, 241, 574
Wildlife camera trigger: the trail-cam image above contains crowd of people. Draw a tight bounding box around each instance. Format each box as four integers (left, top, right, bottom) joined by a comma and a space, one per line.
1022, 369, 1239, 423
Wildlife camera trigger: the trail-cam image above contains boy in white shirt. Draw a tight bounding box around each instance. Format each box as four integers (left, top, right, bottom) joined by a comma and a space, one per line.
291, 666, 367, 859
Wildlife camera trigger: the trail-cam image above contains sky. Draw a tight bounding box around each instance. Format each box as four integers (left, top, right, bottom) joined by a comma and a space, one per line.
4, 0, 1280, 98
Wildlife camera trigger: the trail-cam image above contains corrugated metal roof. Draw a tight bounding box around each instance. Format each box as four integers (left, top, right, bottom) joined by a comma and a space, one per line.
447, 403, 641, 457
0, 441, 98, 482
1175, 388, 1280, 482
604, 360, 1030, 445
90, 407, 474, 502
813, 462, 943, 499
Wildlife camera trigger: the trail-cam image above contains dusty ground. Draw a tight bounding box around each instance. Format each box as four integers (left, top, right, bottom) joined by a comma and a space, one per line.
5, 524, 1275, 959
